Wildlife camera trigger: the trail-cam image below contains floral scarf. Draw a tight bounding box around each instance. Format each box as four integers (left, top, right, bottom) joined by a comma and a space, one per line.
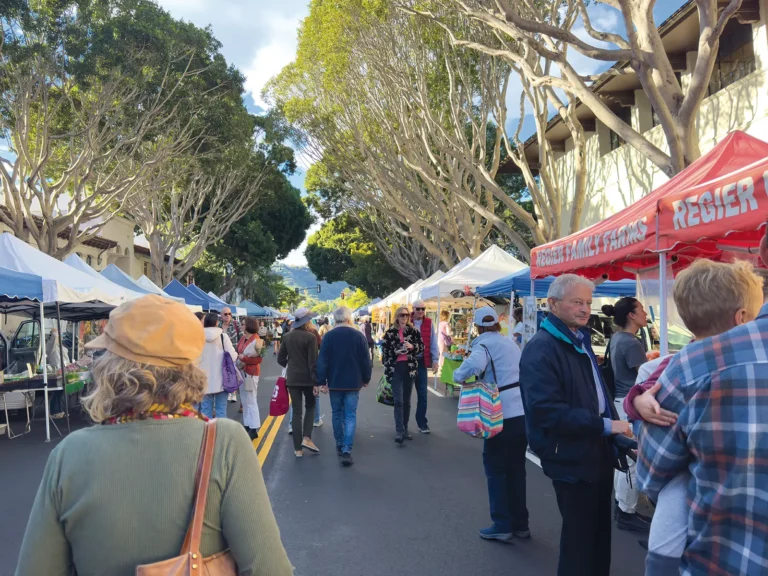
102, 402, 207, 425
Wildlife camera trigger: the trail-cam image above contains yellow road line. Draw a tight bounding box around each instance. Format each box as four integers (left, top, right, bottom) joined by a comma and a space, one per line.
252, 415, 274, 451
257, 413, 285, 467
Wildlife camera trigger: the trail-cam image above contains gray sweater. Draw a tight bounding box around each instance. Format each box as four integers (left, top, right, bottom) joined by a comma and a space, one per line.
15, 418, 293, 576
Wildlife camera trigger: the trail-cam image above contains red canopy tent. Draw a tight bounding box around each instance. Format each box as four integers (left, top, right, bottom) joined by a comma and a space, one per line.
531, 131, 768, 280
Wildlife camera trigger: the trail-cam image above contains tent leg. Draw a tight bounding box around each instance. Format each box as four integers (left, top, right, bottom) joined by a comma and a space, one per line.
56, 303, 70, 435
40, 302, 50, 443
659, 253, 669, 356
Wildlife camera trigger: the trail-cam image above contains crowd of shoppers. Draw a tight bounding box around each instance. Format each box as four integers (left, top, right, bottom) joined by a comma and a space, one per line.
199, 312, 238, 419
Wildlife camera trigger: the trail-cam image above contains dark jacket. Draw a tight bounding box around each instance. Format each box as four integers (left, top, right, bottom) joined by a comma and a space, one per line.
520, 314, 618, 483
316, 325, 372, 391
381, 324, 424, 384
277, 327, 318, 387
362, 321, 374, 345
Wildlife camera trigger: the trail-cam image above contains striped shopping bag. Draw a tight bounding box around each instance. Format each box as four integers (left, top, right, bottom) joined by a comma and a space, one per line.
456, 379, 503, 439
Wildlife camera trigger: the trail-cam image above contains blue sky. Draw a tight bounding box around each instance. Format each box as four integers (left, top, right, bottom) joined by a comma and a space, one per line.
154, 0, 688, 266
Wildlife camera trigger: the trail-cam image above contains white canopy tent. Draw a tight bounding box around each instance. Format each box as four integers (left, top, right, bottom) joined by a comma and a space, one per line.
401, 271, 445, 305
417, 247, 526, 301
63, 254, 146, 301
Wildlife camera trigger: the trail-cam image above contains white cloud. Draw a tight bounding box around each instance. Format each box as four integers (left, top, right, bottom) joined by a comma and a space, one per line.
281, 220, 322, 267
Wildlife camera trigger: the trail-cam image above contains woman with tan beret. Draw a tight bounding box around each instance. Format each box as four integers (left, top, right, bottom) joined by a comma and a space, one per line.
15, 295, 293, 576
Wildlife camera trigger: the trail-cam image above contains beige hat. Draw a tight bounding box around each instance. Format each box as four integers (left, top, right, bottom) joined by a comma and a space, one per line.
86, 295, 205, 367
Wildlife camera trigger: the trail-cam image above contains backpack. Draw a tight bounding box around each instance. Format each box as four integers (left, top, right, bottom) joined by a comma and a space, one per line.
601, 338, 616, 400
456, 345, 503, 439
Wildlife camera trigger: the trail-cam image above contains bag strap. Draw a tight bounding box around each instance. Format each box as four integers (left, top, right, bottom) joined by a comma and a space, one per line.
180, 420, 217, 557
479, 344, 498, 384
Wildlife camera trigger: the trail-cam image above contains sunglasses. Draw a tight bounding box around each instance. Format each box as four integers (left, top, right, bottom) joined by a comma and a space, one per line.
222, 313, 232, 317
414, 308, 425, 311
397, 313, 409, 318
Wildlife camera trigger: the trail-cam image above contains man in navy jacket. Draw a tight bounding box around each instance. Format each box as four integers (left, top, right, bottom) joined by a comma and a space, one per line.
316, 306, 372, 466
520, 275, 632, 576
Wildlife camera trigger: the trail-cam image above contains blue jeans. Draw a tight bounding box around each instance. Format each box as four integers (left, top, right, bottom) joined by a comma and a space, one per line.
483, 415, 529, 532
415, 359, 429, 430
200, 391, 228, 419
330, 390, 360, 453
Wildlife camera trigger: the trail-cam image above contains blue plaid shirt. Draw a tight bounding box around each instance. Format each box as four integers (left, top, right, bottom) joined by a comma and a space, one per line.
637, 304, 768, 575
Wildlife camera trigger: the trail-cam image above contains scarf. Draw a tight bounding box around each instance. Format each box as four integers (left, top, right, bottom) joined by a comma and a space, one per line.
102, 402, 207, 425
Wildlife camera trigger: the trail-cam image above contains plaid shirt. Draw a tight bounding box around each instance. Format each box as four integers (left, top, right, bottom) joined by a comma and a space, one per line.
637, 304, 768, 575
220, 318, 241, 347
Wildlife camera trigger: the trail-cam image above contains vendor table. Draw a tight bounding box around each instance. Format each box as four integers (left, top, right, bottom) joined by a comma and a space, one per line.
0, 376, 65, 440
440, 357, 474, 396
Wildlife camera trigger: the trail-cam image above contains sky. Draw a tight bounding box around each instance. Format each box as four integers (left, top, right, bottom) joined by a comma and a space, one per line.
153, 0, 687, 267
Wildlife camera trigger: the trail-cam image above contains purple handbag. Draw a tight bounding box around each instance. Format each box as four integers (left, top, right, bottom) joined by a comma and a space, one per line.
220, 335, 243, 393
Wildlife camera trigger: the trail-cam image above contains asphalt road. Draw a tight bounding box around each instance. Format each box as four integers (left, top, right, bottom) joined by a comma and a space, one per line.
0, 353, 648, 576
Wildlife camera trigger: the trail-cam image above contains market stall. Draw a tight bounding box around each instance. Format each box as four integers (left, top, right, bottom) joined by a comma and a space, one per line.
101, 265, 196, 310
239, 300, 269, 317
163, 279, 210, 310
206, 291, 246, 317
530, 130, 768, 353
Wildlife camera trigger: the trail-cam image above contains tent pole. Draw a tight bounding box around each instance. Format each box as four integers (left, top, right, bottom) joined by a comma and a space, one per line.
434, 292, 441, 390
509, 290, 515, 339
40, 302, 50, 443
659, 253, 669, 356
56, 302, 70, 435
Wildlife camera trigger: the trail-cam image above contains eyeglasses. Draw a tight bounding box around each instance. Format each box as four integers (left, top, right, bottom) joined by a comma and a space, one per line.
222, 313, 232, 317
397, 313, 409, 318
414, 308, 425, 311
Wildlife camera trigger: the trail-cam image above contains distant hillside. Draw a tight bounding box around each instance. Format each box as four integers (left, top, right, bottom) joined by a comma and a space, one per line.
272, 264, 350, 301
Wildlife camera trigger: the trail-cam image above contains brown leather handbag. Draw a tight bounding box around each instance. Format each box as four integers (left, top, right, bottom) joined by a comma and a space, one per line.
136, 419, 237, 576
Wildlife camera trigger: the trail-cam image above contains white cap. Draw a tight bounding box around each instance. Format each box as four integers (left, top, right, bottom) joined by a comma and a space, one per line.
473, 306, 499, 327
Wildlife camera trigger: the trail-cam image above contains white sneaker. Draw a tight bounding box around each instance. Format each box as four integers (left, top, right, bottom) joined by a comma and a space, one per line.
228, 393, 236, 402
313, 418, 323, 428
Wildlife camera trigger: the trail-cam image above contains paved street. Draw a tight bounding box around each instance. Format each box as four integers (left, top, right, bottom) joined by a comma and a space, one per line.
0, 354, 647, 576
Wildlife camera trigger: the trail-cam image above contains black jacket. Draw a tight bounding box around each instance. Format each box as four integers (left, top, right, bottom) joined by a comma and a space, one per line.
277, 327, 318, 387
520, 314, 619, 483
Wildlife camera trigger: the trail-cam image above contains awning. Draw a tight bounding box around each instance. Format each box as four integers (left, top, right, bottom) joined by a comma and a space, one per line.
239, 300, 268, 317
476, 267, 637, 298
164, 279, 209, 310
531, 131, 768, 279
206, 291, 246, 316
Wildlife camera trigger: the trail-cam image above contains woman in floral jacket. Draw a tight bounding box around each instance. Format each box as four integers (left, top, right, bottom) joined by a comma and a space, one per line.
381, 306, 424, 444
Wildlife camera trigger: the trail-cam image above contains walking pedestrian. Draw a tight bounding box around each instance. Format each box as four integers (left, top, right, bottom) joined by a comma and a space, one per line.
381, 305, 424, 444
520, 275, 632, 576
257, 320, 268, 339
454, 306, 529, 542
220, 307, 242, 403
198, 312, 237, 419
237, 317, 263, 440
277, 307, 321, 457
511, 308, 524, 346
437, 309, 452, 375
411, 300, 438, 434
361, 315, 375, 362
46, 328, 70, 419
637, 257, 767, 576
15, 295, 293, 576
318, 317, 331, 338
272, 321, 283, 355
305, 319, 324, 427
316, 306, 372, 466
601, 297, 652, 533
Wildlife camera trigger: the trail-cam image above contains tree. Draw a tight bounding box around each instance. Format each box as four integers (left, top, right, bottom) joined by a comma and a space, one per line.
0, 0, 209, 258
414, 0, 748, 176
306, 213, 411, 298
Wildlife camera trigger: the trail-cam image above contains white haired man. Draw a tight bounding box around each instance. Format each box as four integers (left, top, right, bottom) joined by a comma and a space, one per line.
316, 306, 372, 466
411, 300, 439, 434
520, 275, 632, 576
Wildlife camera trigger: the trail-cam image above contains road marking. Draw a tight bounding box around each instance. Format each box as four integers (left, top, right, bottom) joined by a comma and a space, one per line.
252, 415, 274, 451
427, 386, 445, 398
257, 413, 285, 467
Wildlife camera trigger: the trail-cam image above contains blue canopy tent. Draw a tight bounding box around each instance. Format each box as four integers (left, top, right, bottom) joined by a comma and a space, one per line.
164, 279, 210, 310
100, 264, 154, 295
0, 265, 45, 304
476, 267, 636, 299
185, 284, 225, 312
239, 300, 268, 317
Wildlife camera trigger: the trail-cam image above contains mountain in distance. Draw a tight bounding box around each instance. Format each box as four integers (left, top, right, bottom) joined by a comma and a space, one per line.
272, 263, 350, 302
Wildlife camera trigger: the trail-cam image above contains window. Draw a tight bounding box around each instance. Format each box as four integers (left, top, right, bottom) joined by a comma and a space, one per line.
86, 255, 92, 266
13, 320, 39, 350
708, 20, 756, 95
609, 107, 633, 151
143, 261, 150, 276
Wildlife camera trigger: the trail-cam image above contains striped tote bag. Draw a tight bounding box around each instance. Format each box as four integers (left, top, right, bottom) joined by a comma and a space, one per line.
456, 346, 503, 439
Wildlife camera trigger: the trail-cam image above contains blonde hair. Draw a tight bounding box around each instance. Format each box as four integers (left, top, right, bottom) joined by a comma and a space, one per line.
394, 306, 411, 325
82, 351, 207, 422
440, 309, 450, 321
673, 259, 764, 337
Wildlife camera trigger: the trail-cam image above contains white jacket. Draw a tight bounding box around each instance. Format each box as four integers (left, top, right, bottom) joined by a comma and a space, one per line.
198, 327, 237, 395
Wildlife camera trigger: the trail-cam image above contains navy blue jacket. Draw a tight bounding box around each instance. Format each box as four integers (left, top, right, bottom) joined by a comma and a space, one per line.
316, 325, 372, 391
520, 314, 618, 483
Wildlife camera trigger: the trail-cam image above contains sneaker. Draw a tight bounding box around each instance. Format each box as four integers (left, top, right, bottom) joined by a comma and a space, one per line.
336, 446, 343, 456
341, 452, 354, 466
228, 393, 237, 402
313, 418, 323, 428
302, 438, 320, 453
479, 526, 513, 542
419, 427, 431, 434
294, 450, 304, 458
512, 530, 531, 540
51, 412, 65, 420
404, 430, 413, 441
616, 510, 651, 533
394, 434, 404, 445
